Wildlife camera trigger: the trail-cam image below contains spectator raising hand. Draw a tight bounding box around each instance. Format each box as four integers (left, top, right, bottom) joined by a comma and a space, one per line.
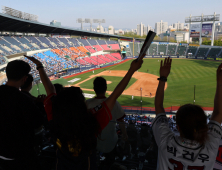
159, 57, 172, 78
211, 63, 222, 124
25, 55, 55, 96
155, 57, 172, 115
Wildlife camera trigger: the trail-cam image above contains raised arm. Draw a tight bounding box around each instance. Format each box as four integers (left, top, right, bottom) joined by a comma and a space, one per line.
105, 57, 144, 111
25, 55, 56, 96
210, 63, 222, 124
155, 57, 172, 115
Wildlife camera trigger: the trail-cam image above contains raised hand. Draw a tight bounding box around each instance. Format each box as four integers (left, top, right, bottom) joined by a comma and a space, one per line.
129, 57, 144, 73
217, 63, 222, 86
24, 55, 42, 66
160, 57, 172, 78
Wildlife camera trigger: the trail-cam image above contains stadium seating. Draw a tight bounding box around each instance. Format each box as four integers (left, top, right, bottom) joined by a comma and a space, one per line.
0, 45, 12, 55
0, 56, 6, 65
126, 47, 132, 56
207, 48, 222, 58
48, 37, 61, 46
149, 44, 157, 55
76, 58, 87, 65
87, 39, 98, 45
196, 48, 209, 57
21, 50, 76, 78
69, 47, 84, 57
52, 49, 65, 56
78, 39, 90, 46
26, 36, 40, 44
37, 37, 53, 47
106, 40, 118, 44
104, 54, 118, 61
109, 44, 120, 50
93, 45, 103, 51
177, 46, 187, 55
187, 46, 198, 56
111, 53, 122, 60
84, 46, 97, 53
14, 37, 37, 50
129, 42, 140, 56
0, 37, 21, 53
97, 40, 111, 50
97, 40, 106, 45
97, 55, 112, 63
100, 44, 110, 50
90, 56, 106, 64
3, 36, 28, 52
158, 45, 167, 55
67, 38, 80, 47
27, 36, 47, 49
58, 38, 72, 47
83, 57, 98, 65
167, 45, 176, 55
77, 46, 89, 55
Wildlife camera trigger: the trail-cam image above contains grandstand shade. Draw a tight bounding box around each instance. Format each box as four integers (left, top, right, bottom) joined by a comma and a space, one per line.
0, 13, 131, 40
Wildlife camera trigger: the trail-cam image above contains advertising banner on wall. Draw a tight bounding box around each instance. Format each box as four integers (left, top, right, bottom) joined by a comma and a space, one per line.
190, 24, 201, 37
201, 23, 213, 37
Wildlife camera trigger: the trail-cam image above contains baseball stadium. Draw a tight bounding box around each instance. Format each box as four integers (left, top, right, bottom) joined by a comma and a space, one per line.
1, 5, 222, 170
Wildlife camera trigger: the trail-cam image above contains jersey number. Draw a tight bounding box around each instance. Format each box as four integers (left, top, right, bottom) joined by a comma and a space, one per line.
168, 158, 204, 170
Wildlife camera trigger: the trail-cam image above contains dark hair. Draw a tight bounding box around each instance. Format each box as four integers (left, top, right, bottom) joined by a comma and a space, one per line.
51, 87, 100, 156
176, 104, 208, 144
93, 77, 107, 94
21, 74, 33, 90
6, 60, 31, 81
54, 83, 64, 94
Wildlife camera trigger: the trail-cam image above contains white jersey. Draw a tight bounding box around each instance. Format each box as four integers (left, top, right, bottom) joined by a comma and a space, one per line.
214, 139, 222, 169
152, 113, 222, 170
86, 97, 125, 153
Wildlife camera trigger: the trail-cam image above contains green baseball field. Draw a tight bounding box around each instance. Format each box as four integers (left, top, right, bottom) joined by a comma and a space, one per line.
30, 58, 219, 108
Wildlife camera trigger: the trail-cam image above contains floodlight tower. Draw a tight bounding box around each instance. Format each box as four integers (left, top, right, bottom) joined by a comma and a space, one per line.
93, 19, 106, 33
85, 19, 93, 31
77, 18, 85, 30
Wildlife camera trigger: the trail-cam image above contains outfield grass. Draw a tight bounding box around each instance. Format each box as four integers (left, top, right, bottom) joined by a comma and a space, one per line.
31, 58, 219, 108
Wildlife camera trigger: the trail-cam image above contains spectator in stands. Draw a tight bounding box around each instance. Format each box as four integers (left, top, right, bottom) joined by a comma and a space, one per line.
20, 74, 36, 99
153, 57, 222, 170
86, 77, 128, 167
0, 60, 43, 170
25, 54, 144, 170
54, 83, 64, 94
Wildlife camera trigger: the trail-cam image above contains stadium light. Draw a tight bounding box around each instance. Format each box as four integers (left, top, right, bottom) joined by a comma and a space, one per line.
85, 19, 93, 31
93, 19, 106, 33
2, 6, 38, 22
77, 18, 85, 30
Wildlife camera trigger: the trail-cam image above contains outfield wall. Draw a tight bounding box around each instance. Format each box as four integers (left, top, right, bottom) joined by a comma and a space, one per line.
130, 55, 222, 60
130, 55, 208, 60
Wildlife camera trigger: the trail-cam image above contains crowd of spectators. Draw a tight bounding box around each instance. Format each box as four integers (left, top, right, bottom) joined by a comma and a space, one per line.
0, 55, 6, 65
22, 53, 77, 78
0, 55, 222, 170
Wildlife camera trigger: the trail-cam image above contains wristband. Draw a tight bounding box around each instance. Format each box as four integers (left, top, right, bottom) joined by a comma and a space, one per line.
157, 76, 167, 82
37, 65, 44, 70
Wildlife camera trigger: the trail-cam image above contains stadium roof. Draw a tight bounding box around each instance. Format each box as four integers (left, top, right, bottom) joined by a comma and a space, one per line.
0, 13, 133, 40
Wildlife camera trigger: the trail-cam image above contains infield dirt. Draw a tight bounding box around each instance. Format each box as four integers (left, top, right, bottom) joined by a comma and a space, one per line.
71, 70, 167, 98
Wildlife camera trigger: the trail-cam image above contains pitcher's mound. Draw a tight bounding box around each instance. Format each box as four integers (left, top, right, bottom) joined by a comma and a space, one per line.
107, 81, 112, 84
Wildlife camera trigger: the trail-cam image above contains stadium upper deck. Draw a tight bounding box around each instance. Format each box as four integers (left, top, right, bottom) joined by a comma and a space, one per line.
0, 13, 132, 40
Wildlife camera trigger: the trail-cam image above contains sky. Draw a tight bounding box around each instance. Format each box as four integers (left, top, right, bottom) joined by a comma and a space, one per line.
1, 0, 222, 30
